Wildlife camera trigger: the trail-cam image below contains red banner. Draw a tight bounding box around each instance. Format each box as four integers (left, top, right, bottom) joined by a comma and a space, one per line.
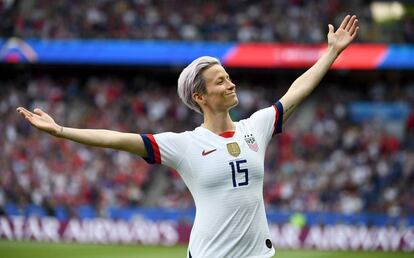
224, 44, 388, 69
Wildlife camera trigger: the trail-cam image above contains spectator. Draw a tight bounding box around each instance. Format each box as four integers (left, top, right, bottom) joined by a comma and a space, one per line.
1, 73, 413, 218
3, 0, 413, 43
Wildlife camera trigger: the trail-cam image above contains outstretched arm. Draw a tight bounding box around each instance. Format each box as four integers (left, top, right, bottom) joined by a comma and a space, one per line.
279, 15, 359, 123
16, 107, 148, 157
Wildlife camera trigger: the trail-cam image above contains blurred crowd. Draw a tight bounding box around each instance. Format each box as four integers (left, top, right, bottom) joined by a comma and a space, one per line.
1, 0, 413, 43
0, 73, 413, 219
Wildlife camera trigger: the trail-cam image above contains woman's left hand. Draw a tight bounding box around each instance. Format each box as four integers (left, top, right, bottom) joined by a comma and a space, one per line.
327, 15, 359, 55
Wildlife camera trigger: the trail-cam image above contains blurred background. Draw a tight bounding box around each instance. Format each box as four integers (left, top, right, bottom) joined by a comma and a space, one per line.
0, 0, 414, 257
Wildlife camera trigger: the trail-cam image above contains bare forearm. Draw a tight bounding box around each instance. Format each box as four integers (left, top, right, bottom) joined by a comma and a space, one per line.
289, 47, 338, 101
57, 127, 146, 156
280, 47, 339, 121
16, 107, 147, 156
58, 127, 120, 147
279, 15, 358, 123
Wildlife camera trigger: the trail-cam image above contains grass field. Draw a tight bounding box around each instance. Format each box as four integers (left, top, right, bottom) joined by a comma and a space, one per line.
0, 241, 412, 258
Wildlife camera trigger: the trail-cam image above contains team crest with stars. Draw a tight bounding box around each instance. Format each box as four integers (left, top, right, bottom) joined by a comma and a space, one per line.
244, 134, 258, 152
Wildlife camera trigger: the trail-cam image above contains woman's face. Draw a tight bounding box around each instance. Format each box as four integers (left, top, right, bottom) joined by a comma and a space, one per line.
197, 64, 238, 113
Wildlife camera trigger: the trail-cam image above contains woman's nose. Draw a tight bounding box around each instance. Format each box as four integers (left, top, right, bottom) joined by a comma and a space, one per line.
227, 80, 236, 89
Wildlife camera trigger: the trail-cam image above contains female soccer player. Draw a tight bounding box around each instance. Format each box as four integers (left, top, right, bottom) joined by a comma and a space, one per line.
17, 15, 358, 258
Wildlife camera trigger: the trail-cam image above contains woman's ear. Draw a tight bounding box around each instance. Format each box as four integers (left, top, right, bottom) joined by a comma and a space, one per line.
192, 92, 205, 106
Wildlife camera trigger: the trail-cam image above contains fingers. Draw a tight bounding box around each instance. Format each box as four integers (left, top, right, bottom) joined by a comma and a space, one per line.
345, 15, 357, 31
17, 107, 46, 118
34, 108, 44, 115
349, 18, 359, 36
340, 14, 359, 34
16, 107, 34, 118
338, 14, 359, 39
339, 15, 351, 30
16, 107, 37, 125
328, 24, 334, 34
351, 26, 360, 39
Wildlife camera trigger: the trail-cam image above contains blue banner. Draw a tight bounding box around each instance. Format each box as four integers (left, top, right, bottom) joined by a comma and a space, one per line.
348, 101, 410, 122
380, 45, 414, 69
1, 37, 414, 69
0, 38, 235, 65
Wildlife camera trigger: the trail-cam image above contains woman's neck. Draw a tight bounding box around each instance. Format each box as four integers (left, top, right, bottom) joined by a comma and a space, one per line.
202, 111, 235, 134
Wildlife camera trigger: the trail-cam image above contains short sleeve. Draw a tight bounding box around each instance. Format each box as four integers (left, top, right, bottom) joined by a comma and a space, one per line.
248, 101, 284, 145
140, 132, 188, 169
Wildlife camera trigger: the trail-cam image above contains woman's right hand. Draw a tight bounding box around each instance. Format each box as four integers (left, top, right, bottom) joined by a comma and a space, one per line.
16, 107, 61, 136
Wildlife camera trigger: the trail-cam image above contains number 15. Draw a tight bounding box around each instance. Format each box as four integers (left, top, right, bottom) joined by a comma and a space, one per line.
229, 159, 248, 187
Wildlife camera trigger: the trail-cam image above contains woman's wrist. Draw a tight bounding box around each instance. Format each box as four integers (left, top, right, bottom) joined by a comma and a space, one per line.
326, 45, 340, 58
55, 125, 64, 137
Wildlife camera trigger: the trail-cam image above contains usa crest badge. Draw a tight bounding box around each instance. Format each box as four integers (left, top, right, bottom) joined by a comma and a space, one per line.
226, 142, 241, 157
245, 134, 258, 152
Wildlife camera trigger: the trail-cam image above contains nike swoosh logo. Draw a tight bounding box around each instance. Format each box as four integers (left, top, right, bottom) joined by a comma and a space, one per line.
202, 149, 217, 156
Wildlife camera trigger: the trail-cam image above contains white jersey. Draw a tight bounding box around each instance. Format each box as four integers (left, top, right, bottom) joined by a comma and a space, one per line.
141, 102, 283, 258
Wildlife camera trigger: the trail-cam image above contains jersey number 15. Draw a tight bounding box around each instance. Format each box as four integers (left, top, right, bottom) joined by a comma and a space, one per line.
229, 159, 248, 188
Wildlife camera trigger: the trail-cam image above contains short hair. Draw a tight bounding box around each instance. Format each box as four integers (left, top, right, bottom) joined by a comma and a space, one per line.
177, 56, 221, 114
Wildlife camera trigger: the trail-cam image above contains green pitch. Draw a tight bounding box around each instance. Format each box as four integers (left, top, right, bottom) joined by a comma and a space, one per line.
0, 241, 412, 258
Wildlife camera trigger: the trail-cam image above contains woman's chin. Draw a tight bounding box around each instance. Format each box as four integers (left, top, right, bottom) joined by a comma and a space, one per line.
229, 98, 239, 109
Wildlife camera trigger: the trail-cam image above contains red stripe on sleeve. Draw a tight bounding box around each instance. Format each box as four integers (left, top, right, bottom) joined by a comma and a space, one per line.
147, 134, 161, 164
273, 104, 279, 135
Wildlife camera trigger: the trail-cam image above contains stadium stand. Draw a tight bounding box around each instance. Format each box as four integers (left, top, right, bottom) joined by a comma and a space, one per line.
1, 1, 413, 249
1, 73, 413, 224
1, 0, 413, 43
